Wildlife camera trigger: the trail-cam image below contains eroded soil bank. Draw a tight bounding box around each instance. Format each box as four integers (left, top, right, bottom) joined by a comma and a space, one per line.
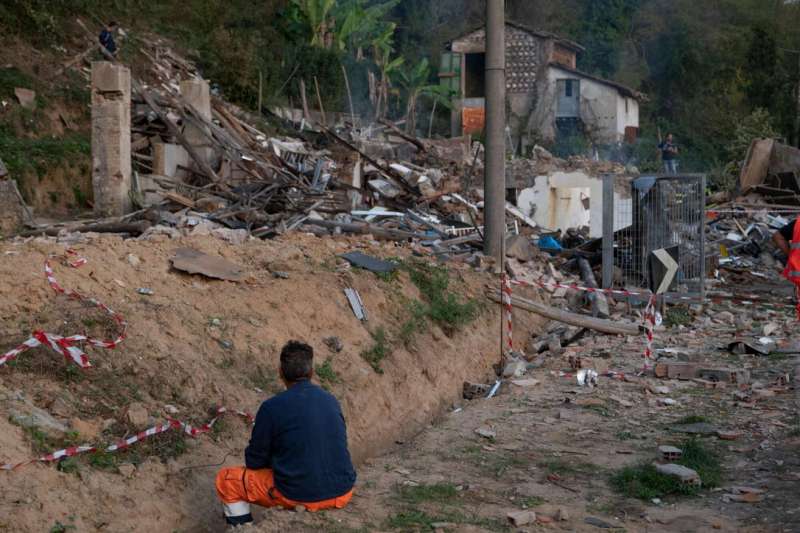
0, 233, 543, 532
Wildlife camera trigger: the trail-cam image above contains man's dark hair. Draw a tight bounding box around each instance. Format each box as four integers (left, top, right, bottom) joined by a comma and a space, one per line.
107, 21, 119, 28
280, 341, 313, 382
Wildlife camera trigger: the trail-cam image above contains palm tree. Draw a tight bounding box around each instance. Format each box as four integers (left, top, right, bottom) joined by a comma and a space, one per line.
396, 58, 454, 134
291, 0, 336, 48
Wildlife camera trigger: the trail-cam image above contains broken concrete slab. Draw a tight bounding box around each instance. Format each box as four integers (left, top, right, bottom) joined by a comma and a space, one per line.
126, 402, 150, 428
170, 248, 244, 282
340, 251, 397, 273
14, 87, 36, 109
502, 359, 527, 378
728, 339, 773, 356
507, 510, 536, 526
655, 463, 701, 486
475, 427, 496, 439
505, 234, 534, 262
8, 403, 69, 437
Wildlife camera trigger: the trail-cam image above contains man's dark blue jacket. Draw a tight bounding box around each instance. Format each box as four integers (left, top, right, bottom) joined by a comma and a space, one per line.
245, 380, 356, 502
99, 30, 117, 54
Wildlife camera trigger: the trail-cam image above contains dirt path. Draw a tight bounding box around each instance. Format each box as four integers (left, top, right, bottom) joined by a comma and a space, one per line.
241, 307, 799, 533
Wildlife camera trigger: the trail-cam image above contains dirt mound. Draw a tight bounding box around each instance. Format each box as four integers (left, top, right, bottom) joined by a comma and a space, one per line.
0, 233, 543, 531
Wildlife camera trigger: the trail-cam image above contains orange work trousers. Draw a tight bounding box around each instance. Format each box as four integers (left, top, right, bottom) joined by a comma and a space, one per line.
215, 466, 353, 518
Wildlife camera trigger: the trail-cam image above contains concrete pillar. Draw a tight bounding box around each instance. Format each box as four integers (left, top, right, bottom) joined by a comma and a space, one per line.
91, 62, 132, 217
180, 79, 216, 168
484, 0, 506, 265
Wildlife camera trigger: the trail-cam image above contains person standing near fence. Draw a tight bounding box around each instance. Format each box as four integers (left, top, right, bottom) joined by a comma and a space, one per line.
658, 133, 679, 174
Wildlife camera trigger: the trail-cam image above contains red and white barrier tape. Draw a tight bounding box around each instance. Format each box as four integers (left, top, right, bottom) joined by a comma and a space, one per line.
501, 274, 514, 352
503, 277, 659, 363
642, 294, 658, 369
0, 250, 127, 369
1, 407, 254, 471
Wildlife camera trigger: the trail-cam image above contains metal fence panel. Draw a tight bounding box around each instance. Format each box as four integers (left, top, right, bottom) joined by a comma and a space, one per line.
610, 174, 706, 300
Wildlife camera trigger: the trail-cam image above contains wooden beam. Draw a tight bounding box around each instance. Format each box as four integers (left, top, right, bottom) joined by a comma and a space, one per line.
304, 219, 426, 241
132, 79, 225, 187
487, 292, 640, 336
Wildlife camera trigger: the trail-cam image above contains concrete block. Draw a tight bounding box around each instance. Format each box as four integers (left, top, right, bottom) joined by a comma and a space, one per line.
91, 61, 131, 93
180, 79, 216, 168
180, 79, 211, 118
654, 463, 701, 486
153, 143, 190, 178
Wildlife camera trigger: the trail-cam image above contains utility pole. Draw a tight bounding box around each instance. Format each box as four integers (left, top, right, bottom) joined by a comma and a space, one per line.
484, 0, 506, 266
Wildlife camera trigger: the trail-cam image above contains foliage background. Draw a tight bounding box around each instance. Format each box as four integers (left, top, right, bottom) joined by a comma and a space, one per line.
2, 0, 800, 183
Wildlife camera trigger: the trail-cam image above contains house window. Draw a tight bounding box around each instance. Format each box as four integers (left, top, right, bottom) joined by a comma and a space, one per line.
556, 79, 580, 118
464, 53, 486, 98
625, 98, 629, 114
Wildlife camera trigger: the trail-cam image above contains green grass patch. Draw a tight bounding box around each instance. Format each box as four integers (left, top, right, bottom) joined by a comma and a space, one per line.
0, 67, 35, 99
386, 510, 439, 530
49, 521, 76, 533
315, 357, 340, 388
361, 327, 388, 374
386, 509, 508, 532
374, 269, 399, 282
610, 438, 721, 500
0, 124, 90, 186
518, 495, 545, 508
87, 450, 120, 470
664, 306, 693, 328
57, 457, 80, 475
404, 260, 480, 333
397, 300, 428, 347
616, 430, 638, 441
397, 482, 459, 505
788, 416, 800, 437
539, 458, 595, 476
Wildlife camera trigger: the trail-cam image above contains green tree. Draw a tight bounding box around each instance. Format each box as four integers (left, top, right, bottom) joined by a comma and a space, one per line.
395, 58, 453, 133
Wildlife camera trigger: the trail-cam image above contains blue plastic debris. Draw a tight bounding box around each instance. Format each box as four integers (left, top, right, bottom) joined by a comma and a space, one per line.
537, 236, 563, 252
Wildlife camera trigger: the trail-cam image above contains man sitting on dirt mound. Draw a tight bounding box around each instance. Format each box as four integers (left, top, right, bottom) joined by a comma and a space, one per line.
215, 341, 356, 526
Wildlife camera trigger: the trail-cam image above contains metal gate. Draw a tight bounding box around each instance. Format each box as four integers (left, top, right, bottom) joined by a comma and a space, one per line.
604, 174, 706, 301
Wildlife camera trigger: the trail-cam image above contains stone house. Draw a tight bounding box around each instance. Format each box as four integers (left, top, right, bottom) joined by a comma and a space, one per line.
439, 22, 644, 153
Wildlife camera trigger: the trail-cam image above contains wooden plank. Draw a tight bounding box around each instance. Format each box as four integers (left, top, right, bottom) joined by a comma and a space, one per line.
163, 192, 196, 208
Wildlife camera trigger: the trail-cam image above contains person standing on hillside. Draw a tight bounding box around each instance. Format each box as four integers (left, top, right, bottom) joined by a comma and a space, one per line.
658, 133, 679, 174
99, 21, 119, 57
215, 341, 356, 526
